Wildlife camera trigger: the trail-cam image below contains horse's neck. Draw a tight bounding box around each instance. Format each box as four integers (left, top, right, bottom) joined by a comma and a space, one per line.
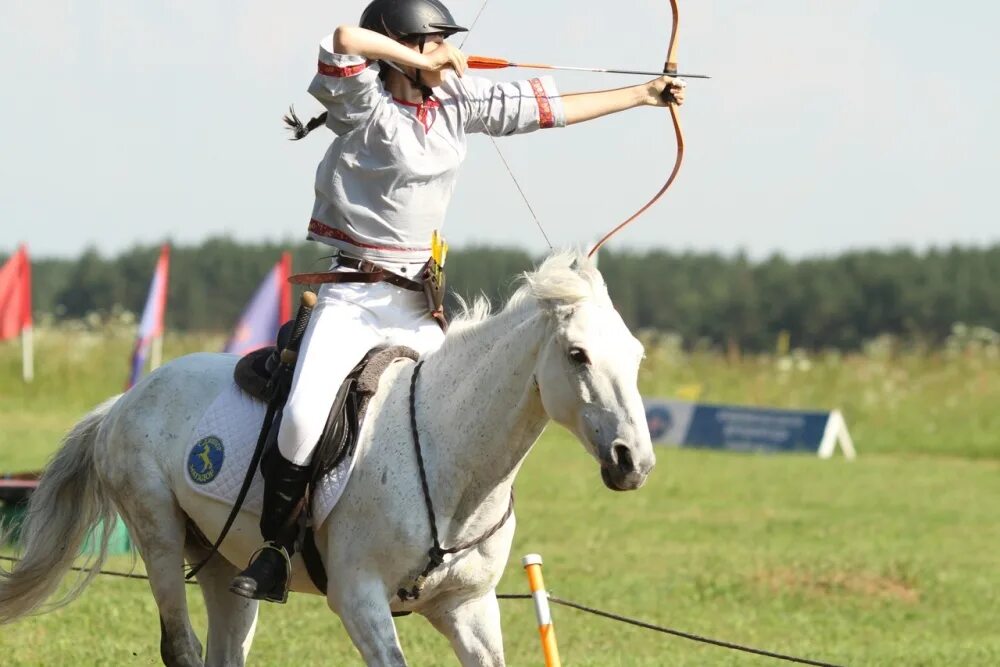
417, 304, 550, 541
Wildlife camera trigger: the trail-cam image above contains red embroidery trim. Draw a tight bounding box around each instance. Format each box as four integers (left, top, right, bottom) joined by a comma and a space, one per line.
317, 60, 369, 77
393, 97, 441, 132
529, 78, 555, 129
308, 219, 432, 253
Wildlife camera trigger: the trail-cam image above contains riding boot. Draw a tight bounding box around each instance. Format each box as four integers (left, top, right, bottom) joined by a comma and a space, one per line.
229, 447, 311, 603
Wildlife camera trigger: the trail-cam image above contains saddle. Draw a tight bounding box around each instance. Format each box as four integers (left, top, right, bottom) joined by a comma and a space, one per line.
232, 326, 419, 594
234, 327, 419, 484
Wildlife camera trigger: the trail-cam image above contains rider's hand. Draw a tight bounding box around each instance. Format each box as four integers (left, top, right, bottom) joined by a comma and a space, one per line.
419, 42, 468, 77
646, 76, 686, 107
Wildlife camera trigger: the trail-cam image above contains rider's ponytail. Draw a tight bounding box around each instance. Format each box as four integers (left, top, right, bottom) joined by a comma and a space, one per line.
283, 106, 327, 140
283, 65, 426, 140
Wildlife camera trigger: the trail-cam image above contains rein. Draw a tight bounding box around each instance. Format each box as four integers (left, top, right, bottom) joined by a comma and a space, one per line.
397, 360, 515, 602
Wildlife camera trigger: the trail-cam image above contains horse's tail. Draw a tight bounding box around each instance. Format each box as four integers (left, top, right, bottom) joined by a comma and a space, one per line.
0, 395, 122, 624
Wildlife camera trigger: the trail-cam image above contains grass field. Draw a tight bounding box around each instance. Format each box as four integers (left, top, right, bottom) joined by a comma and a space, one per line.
1, 330, 998, 665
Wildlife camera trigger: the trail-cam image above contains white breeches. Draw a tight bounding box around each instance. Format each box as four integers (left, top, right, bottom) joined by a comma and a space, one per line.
277, 277, 444, 465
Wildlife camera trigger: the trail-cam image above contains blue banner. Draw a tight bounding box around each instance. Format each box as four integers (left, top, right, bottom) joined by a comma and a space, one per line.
644, 399, 853, 457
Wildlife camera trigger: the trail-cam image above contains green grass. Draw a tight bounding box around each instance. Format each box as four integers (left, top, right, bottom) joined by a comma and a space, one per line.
1, 332, 998, 665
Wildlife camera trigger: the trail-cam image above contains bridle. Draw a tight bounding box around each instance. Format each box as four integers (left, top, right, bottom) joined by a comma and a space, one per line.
397, 360, 515, 602
395, 3, 690, 598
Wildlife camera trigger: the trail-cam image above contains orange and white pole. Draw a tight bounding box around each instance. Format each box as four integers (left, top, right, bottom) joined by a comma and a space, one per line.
522, 554, 561, 667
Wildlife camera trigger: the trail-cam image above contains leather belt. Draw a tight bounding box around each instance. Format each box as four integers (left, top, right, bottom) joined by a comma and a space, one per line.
289, 256, 424, 292
337, 255, 396, 273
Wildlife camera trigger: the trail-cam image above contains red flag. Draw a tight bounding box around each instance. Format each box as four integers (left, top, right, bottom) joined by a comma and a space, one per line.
223, 252, 292, 355
127, 245, 170, 388
279, 252, 292, 324
0, 245, 31, 341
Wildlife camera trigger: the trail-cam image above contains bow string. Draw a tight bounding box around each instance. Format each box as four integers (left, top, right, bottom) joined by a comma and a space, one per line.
457, 0, 688, 257
456, 4, 555, 250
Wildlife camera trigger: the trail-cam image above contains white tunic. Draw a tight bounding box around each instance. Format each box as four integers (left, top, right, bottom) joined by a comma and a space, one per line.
305, 34, 566, 266
276, 37, 565, 466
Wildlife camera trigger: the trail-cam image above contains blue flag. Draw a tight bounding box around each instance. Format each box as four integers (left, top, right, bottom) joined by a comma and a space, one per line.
127, 245, 170, 389
223, 253, 292, 356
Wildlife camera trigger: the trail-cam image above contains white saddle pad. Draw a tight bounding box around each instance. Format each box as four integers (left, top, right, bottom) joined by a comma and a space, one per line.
183, 382, 357, 528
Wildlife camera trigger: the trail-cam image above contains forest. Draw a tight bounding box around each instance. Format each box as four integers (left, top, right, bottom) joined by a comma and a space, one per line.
10, 239, 999, 351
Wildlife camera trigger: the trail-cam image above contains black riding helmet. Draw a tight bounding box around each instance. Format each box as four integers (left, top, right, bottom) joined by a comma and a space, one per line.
359, 0, 466, 100
284, 0, 466, 139
359, 0, 468, 40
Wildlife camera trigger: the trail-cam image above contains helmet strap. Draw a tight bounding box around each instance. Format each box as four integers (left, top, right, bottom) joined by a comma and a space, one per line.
415, 36, 433, 100
380, 58, 434, 101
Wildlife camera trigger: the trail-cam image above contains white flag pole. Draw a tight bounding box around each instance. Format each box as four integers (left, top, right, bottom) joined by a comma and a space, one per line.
21, 325, 33, 383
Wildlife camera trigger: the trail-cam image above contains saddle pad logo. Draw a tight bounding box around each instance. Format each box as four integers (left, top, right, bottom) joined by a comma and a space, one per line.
188, 436, 225, 484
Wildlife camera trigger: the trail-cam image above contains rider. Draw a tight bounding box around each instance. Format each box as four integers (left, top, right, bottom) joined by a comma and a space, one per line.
229, 0, 686, 602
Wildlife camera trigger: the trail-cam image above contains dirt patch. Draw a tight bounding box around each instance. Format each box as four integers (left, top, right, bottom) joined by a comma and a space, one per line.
753, 567, 920, 604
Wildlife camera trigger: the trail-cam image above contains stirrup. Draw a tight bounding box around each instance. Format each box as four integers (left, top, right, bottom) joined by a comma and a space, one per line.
231, 542, 293, 603
249, 541, 293, 568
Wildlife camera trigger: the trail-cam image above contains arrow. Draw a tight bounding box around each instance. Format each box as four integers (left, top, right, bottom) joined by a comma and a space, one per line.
467, 55, 710, 79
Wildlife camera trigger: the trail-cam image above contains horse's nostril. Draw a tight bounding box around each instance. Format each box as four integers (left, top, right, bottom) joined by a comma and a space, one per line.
613, 443, 633, 471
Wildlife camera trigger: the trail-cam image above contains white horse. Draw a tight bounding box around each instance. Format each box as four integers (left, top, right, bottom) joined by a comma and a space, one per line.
0, 252, 655, 666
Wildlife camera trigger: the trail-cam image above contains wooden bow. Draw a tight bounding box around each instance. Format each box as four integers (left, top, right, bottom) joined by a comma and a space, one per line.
458, 1, 690, 256
588, 0, 684, 258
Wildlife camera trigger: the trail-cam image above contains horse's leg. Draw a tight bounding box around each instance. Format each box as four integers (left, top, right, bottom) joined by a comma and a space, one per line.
328, 579, 408, 666
186, 544, 259, 667
117, 486, 204, 666
425, 593, 506, 666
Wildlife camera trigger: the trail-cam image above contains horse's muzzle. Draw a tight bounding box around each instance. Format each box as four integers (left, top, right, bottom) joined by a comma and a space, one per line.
599, 441, 652, 491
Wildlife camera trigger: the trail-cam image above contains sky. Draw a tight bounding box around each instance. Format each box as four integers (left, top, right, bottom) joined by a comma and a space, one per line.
1, 0, 997, 259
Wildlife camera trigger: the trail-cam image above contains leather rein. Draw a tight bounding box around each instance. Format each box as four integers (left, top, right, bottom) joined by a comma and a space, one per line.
397, 360, 515, 602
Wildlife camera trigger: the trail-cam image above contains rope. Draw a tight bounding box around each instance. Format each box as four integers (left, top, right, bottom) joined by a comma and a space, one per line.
498, 592, 846, 667
0, 553, 845, 665
0, 554, 195, 586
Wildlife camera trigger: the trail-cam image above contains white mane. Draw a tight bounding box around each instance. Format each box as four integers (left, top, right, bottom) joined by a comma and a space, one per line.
446, 251, 610, 340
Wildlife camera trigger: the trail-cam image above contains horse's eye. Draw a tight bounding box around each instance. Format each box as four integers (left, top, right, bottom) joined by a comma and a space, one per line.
569, 347, 590, 365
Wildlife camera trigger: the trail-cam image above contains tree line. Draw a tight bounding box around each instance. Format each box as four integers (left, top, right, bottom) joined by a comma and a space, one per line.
10, 239, 999, 351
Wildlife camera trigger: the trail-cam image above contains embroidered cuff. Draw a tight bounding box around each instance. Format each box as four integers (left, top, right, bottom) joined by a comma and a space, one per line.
529, 75, 566, 129
317, 35, 371, 77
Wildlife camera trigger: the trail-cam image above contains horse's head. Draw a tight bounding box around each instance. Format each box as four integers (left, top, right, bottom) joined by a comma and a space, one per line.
527, 253, 655, 491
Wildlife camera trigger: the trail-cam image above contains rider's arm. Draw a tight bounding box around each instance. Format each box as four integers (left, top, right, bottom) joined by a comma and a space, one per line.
561, 77, 686, 126
308, 32, 387, 134
334, 25, 441, 72
456, 74, 567, 135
